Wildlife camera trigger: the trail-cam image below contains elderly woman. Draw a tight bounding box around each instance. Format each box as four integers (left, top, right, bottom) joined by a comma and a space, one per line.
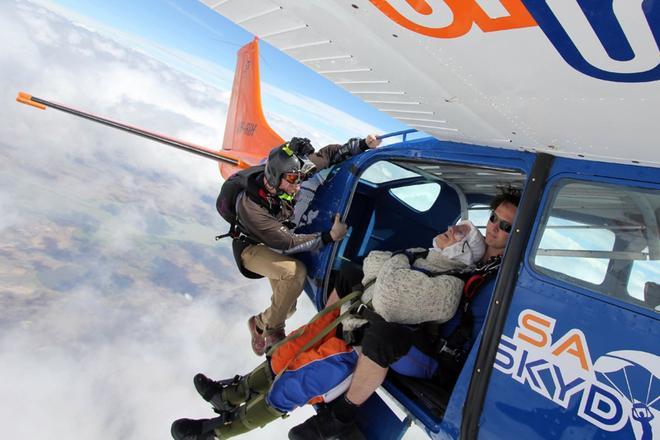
342, 220, 485, 330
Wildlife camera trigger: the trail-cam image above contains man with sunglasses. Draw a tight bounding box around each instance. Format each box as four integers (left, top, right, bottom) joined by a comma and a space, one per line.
288, 188, 520, 440
482, 191, 517, 260
236, 134, 381, 356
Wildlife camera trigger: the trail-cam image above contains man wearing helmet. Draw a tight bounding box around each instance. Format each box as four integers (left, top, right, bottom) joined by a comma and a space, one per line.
237, 134, 381, 356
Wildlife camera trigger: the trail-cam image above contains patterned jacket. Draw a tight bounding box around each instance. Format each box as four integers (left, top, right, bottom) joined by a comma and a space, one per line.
342, 249, 467, 332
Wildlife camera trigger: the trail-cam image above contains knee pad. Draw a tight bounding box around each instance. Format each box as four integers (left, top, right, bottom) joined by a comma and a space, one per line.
222, 362, 274, 406
246, 361, 274, 395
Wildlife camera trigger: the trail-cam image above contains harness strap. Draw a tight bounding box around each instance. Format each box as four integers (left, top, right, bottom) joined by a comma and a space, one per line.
270, 290, 362, 382
268, 278, 377, 382
463, 274, 486, 304
433, 257, 502, 361
215, 230, 235, 241
355, 301, 383, 323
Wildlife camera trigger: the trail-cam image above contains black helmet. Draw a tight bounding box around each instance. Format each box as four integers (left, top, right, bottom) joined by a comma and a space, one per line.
264, 142, 303, 188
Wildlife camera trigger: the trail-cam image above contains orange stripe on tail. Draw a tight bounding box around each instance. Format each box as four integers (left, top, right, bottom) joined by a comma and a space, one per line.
220, 38, 284, 179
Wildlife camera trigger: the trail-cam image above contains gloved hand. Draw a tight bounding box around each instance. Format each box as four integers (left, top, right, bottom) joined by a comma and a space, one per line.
329, 213, 348, 242
289, 137, 315, 156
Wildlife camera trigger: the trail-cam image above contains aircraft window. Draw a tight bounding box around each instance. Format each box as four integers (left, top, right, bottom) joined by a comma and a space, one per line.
467, 204, 490, 234
627, 255, 660, 310
360, 161, 419, 184
534, 217, 614, 284
531, 180, 660, 312
389, 183, 441, 212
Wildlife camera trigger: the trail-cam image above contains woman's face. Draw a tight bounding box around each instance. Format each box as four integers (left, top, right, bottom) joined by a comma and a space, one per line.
433, 224, 470, 250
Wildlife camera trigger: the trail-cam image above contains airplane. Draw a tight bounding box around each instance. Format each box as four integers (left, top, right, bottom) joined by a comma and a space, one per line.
16, 1, 659, 439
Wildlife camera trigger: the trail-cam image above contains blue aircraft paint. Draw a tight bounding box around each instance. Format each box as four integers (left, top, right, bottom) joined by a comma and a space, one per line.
297, 134, 658, 439
522, 0, 660, 82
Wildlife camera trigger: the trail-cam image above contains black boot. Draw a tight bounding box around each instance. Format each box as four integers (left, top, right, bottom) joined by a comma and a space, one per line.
195, 364, 273, 412
171, 416, 228, 440
194, 373, 246, 412
288, 405, 357, 440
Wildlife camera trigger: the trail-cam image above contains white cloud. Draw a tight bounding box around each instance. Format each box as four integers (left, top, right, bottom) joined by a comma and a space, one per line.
0, 192, 20, 232
66, 28, 82, 45
0, 2, 430, 439
0, 283, 317, 439
264, 84, 387, 145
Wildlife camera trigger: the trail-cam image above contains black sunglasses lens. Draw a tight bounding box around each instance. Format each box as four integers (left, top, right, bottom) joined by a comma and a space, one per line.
490, 212, 512, 233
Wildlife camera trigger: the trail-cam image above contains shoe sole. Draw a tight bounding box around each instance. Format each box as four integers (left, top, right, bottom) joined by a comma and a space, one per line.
248, 316, 266, 356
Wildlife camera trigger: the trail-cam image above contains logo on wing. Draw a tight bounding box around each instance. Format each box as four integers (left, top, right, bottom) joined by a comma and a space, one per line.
495, 309, 659, 439
370, 0, 659, 82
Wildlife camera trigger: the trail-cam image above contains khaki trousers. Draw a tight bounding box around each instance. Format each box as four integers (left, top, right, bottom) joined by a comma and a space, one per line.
241, 244, 306, 333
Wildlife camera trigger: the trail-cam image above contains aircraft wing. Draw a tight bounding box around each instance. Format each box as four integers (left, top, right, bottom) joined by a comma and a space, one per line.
201, 0, 660, 168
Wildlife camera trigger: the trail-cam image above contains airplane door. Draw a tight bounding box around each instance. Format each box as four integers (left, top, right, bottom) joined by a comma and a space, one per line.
462, 157, 660, 439
295, 162, 362, 309
295, 157, 414, 440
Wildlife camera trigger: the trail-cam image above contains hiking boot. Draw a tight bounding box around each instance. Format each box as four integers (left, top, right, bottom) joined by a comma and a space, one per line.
171, 417, 224, 440
264, 328, 286, 353
248, 315, 266, 356
194, 373, 239, 412
288, 405, 356, 440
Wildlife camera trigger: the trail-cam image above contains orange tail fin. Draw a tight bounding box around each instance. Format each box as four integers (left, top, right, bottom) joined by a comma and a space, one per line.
220, 38, 284, 179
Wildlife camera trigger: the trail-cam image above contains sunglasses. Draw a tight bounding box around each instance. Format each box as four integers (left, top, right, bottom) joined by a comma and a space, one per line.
489, 212, 513, 233
282, 172, 303, 184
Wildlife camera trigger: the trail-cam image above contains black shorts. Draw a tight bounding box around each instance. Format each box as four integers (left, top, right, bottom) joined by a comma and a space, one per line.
361, 321, 430, 368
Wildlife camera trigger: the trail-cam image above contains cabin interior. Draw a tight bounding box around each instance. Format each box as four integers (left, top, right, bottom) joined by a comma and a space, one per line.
324, 153, 659, 431
327, 157, 526, 425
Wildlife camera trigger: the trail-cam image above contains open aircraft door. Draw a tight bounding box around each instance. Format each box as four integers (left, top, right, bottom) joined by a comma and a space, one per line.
291, 141, 417, 440
461, 156, 660, 440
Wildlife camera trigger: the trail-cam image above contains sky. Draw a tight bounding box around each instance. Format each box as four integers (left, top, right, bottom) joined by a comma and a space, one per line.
0, 0, 421, 439
1, 1, 659, 439
33, 0, 408, 144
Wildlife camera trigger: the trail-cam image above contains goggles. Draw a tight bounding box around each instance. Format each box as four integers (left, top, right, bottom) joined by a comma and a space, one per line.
489, 212, 512, 233
282, 172, 303, 184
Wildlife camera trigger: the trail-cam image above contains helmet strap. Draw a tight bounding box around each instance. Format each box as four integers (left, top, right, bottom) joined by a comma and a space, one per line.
278, 192, 294, 202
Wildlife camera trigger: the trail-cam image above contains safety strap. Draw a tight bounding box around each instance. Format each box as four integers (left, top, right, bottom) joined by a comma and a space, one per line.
199, 411, 233, 432
215, 189, 262, 243
269, 279, 376, 381
434, 257, 502, 360
215, 223, 236, 241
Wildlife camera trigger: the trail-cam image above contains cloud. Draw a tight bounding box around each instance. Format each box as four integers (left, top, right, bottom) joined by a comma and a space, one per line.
0, 2, 324, 438
264, 84, 387, 146
0, 283, 318, 439
0, 191, 20, 233
0, 2, 430, 439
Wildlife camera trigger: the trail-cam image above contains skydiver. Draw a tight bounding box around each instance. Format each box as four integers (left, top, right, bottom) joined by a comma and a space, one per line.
233, 134, 381, 356
170, 220, 490, 440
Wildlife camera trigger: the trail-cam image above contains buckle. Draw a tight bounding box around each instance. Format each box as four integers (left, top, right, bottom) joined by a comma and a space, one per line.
356, 303, 368, 316
437, 340, 459, 357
